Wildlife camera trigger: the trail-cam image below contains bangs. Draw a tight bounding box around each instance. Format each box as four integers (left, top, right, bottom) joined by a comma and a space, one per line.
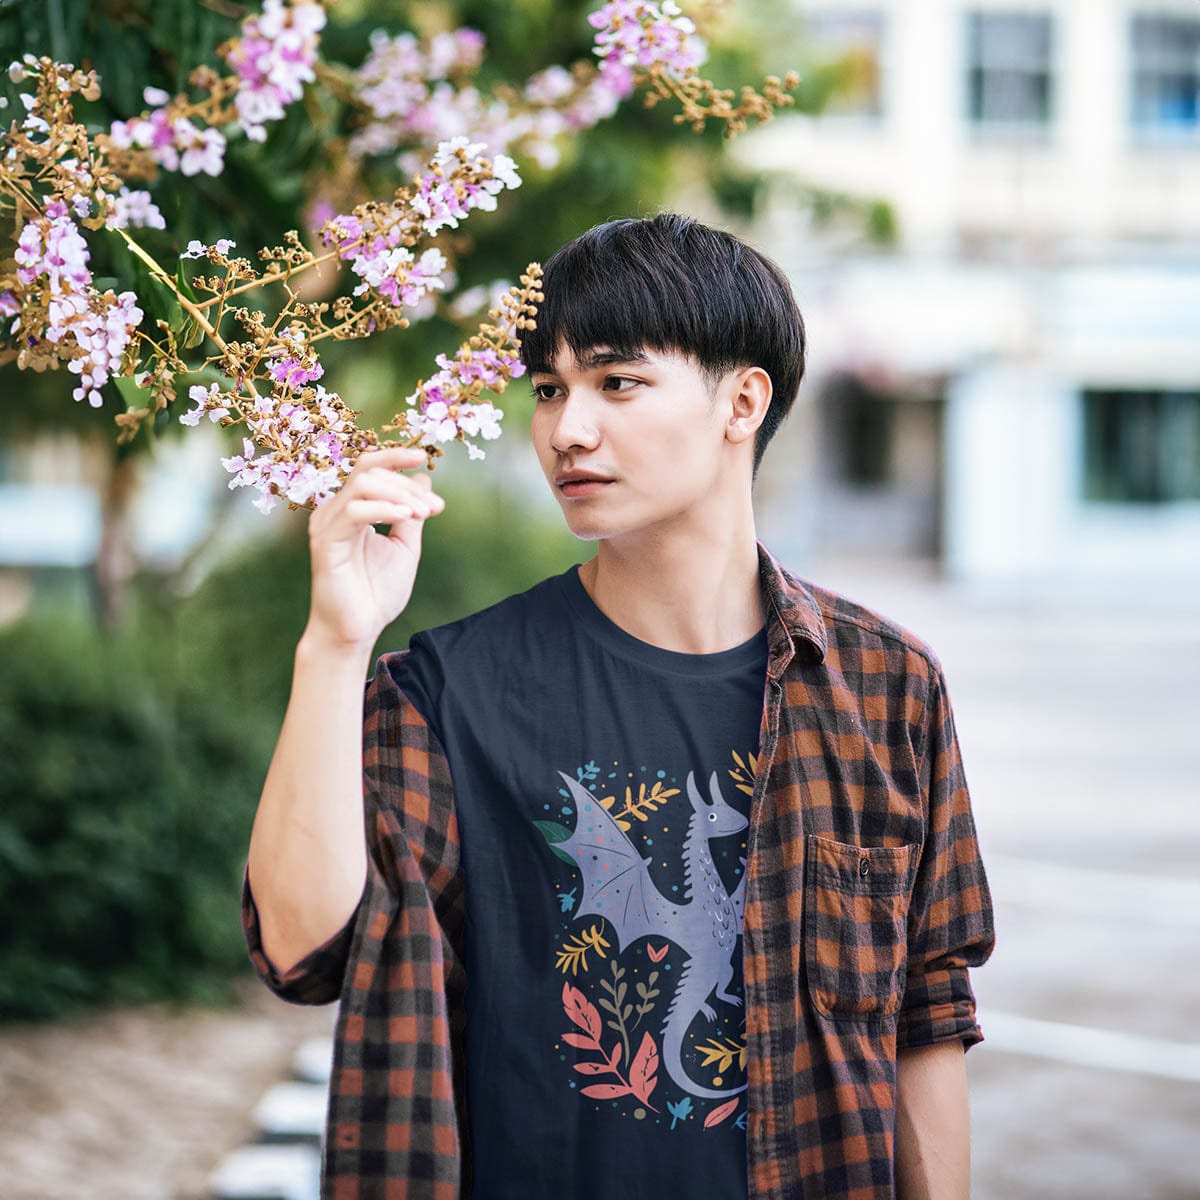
520, 218, 731, 376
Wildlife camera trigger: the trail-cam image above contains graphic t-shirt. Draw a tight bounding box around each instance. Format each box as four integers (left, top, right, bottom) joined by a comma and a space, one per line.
392, 562, 767, 1200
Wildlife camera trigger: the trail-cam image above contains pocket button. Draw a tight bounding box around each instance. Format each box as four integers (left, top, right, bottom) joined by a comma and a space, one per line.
858, 857, 870, 878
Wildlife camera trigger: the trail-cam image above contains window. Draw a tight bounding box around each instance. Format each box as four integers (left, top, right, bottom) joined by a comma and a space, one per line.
804, 11, 886, 119
965, 11, 1054, 133
1083, 389, 1200, 503
827, 374, 894, 486
1131, 14, 1200, 143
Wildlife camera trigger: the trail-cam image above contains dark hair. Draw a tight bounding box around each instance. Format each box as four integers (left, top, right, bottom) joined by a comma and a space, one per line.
519, 212, 806, 474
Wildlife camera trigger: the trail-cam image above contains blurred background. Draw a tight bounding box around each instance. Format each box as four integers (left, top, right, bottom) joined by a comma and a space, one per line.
0, 0, 1196, 1197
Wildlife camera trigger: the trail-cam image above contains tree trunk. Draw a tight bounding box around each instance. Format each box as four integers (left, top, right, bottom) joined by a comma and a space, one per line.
92, 450, 140, 633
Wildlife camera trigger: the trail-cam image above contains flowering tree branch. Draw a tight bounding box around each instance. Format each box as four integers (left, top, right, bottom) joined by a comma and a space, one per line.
0, 0, 798, 515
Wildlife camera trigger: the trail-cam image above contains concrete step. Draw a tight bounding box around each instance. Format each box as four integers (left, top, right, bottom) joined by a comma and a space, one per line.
292, 1036, 334, 1085
253, 1081, 329, 1144
207, 1143, 320, 1200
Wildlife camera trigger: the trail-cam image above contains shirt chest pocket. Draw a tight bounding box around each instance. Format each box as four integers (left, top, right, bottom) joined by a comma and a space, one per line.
803, 835, 921, 1020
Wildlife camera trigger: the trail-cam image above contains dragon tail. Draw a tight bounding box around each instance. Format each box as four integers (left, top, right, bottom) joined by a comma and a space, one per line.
659, 958, 748, 1101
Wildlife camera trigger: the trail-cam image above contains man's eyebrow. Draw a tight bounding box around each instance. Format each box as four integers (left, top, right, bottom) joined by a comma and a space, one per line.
576, 348, 652, 369
528, 348, 653, 376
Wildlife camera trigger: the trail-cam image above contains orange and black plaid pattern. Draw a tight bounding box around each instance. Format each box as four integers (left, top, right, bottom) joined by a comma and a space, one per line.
241, 539, 995, 1199
242, 659, 471, 1198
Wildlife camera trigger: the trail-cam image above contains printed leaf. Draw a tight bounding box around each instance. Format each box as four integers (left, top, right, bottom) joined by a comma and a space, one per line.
534, 820, 571, 844
580, 1083, 631, 1099
704, 1097, 740, 1128
573, 1061, 612, 1074
609, 1041, 622, 1070
629, 1031, 659, 1104
562, 1031, 600, 1050
562, 981, 602, 1041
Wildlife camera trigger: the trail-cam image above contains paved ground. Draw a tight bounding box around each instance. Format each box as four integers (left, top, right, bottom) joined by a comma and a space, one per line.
808, 555, 1200, 1200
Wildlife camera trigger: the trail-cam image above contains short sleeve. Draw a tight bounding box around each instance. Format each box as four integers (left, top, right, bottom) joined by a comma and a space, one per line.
239, 648, 458, 1006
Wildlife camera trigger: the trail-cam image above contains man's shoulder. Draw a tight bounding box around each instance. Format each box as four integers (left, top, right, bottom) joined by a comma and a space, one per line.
770, 555, 944, 682
383, 565, 574, 680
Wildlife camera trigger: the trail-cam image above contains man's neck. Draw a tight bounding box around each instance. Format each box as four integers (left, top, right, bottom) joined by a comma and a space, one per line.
577, 510, 764, 656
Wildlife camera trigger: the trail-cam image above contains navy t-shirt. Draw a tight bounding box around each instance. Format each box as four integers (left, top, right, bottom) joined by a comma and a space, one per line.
392, 562, 767, 1200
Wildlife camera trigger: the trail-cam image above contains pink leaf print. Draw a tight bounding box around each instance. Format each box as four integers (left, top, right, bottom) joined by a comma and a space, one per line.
580, 1083, 632, 1099
704, 1097, 740, 1128
562, 1032, 600, 1051
628, 1031, 659, 1105
562, 980, 602, 1041
573, 1061, 612, 1075
609, 1041, 622, 1070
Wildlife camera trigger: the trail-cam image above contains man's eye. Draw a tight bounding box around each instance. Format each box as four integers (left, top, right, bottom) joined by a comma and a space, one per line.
532, 383, 560, 401
604, 375, 639, 391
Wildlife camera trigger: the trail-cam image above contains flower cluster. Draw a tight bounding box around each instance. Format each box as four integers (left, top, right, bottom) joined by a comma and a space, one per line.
589, 0, 799, 137
588, 0, 706, 96
109, 101, 227, 177
217, 383, 366, 513
386, 267, 543, 463
348, 28, 626, 172
9, 202, 143, 406
223, 0, 327, 142
105, 187, 167, 231
0, 0, 799, 517
320, 138, 519, 319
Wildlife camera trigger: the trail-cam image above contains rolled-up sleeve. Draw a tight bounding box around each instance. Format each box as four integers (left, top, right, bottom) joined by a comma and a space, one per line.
897, 660, 996, 1050
241, 862, 362, 1005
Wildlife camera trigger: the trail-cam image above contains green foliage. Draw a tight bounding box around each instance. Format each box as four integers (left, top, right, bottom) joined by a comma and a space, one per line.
0, 610, 265, 1020
0, 483, 581, 1020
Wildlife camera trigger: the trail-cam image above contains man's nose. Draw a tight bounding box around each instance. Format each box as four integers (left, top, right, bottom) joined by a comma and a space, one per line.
549, 388, 601, 454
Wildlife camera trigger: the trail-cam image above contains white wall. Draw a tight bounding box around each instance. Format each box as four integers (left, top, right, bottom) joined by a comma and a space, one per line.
945, 362, 1200, 587
740, 0, 1200, 254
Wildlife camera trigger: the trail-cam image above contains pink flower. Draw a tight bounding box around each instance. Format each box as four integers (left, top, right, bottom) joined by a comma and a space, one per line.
105, 188, 166, 231
109, 109, 227, 177
224, 0, 326, 141
588, 0, 706, 92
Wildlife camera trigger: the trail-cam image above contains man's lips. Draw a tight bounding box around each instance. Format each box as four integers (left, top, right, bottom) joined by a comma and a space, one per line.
558, 478, 614, 497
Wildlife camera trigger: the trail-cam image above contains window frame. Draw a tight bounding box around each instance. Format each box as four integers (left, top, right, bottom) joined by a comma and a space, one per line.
962, 9, 1057, 143
1128, 11, 1200, 148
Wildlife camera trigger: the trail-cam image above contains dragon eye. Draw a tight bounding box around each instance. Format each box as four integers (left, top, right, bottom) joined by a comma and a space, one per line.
708, 812, 717, 821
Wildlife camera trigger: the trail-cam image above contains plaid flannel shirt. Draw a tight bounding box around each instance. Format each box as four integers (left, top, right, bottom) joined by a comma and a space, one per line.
241, 540, 995, 1199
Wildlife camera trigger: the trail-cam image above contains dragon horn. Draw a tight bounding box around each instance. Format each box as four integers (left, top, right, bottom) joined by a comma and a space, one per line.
685, 770, 707, 812
708, 770, 727, 810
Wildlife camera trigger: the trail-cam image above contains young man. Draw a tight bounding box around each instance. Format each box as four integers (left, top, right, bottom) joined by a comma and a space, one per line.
242, 213, 995, 1200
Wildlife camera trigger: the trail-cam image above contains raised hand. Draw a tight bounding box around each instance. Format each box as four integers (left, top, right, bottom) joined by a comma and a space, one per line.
302, 446, 444, 655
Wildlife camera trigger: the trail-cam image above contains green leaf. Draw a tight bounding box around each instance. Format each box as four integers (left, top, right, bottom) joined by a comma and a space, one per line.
113, 374, 154, 410
175, 261, 200, 304
533, 820, 571, 844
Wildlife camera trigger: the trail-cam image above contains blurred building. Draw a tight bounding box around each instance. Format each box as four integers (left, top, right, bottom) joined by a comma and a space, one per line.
745, 0, 1200, 590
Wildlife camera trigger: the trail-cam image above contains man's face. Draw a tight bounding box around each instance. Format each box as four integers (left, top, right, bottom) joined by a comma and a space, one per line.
528, 341, 732, 542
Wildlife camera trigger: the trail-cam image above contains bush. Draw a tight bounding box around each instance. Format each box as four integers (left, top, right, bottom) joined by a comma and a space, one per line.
0, 483, 580, 1020
0, 615, 266, 1019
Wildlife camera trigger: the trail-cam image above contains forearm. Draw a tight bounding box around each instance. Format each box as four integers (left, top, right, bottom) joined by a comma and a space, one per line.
246, 628, 373, 975
895, 1040, 971, 1200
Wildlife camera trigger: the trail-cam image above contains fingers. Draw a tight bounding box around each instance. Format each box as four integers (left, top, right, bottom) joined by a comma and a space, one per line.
342, 499, 429, 527
337, 449, 444, 513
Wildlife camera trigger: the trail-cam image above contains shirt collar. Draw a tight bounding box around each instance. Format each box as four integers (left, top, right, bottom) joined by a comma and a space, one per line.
756, 539, 828, 677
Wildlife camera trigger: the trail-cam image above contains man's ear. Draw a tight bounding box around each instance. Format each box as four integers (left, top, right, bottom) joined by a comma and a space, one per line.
723, 366, 772, 448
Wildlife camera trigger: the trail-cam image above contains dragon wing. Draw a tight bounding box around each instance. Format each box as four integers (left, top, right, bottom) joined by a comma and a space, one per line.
541, 770, 667, 950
